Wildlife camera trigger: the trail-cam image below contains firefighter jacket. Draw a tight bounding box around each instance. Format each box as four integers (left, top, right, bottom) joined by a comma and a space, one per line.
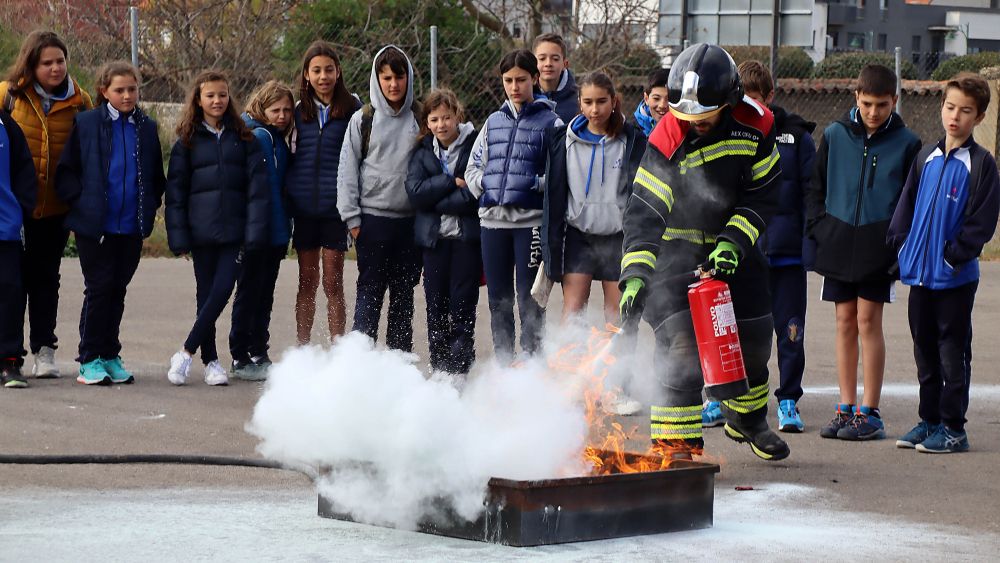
619, 97, 781, 318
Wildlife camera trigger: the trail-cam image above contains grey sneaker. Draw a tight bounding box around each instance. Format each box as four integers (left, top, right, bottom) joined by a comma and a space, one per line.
32, 346, 60, 378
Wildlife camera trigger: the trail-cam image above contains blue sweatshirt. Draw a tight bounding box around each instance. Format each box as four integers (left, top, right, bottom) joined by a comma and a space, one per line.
104, 104, 140, 235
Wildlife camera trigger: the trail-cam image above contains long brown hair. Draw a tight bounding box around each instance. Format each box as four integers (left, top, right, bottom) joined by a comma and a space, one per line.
416, 88, 465, 143
175, 70, 253, 146
4, 30, 69, 94
577, 71, 624, 138
245, 80, 295, 132
93, 61, 140, 107
297, 40, 356, 122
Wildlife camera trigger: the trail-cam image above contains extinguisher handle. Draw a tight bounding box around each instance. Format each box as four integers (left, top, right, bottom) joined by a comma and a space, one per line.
696, 261, 716, 278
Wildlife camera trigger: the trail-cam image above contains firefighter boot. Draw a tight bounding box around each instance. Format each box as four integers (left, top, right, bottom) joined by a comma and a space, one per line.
724, 421, 790, 461
651, 438, 705, 462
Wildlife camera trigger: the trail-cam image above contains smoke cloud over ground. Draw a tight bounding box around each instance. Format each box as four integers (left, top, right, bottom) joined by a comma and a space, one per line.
247, 333, 589, 530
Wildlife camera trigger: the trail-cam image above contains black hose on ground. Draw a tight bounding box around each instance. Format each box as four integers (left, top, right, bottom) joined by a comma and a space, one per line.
0, 454, 316, 477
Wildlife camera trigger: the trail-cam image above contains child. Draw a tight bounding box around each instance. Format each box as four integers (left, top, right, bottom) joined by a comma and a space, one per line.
533, 33, 578, 123
1, 30, 93, 378
337, 45, 421, 352
165, 70, 269, 386
0, 108, 36, 388
806, 64, 921, 440
229, 80, 294, 380
466, 50, 562, 365
632, 68, 669, 137
737, 60, 816, 433
888, 72, 999, 453
542, 72, 644, 325
286, 41, 360, 346
405, 89, 480, 375
55, 61, 165, 385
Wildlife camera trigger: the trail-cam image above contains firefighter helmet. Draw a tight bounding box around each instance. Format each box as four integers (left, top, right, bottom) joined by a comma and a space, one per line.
667, 43, 743, 121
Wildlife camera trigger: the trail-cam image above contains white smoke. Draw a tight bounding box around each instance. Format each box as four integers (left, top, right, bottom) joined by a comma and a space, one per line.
247, 332, 589, 530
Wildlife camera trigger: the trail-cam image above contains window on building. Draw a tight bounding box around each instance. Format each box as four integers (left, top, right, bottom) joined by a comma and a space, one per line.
912, 35, 921, 52
848, 32, 866, 50
877, 33, 887, 51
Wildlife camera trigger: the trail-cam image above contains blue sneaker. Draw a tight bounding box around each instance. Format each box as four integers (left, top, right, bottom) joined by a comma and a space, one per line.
837, 406, 885, 440
916, 425, 970, 454
77, 359, 111, 385
777, 399, 804, 433
896, 421, 941, 449
702, 401, 725, 428
102, 357, 134, 384
819, 403, 853, 439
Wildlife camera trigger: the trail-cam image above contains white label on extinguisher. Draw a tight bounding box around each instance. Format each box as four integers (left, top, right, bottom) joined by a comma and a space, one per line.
711, 302, 737, 337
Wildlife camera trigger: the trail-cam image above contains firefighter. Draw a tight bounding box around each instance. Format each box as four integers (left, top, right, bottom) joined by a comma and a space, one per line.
618, 43, 790, 461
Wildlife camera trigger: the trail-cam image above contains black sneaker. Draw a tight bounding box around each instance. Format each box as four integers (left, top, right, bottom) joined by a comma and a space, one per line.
819, 403, 854, 439
250, 354, 272, 368
1, 359, 28, 389
724, 422, 790, 461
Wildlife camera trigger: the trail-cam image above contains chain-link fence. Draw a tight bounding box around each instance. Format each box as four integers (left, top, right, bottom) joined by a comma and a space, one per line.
1, 2, 994, 150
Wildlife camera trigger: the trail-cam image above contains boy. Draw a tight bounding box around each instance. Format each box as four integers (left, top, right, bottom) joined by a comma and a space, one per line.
338, 46, 422, 352
632, 68, 670, 137
887, 72, 999, 453
532, 33, 578, 123
737, 60, 816, 433
806, 64, 921, 441
0, 109, 37, 388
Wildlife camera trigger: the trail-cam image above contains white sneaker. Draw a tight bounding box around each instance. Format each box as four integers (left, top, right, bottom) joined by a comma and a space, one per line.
167, 351, 192, 385
32, 345, 60, 378
204, 360, 229, 386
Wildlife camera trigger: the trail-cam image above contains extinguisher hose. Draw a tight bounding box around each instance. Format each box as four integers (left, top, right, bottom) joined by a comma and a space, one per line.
0, 453, 317, 478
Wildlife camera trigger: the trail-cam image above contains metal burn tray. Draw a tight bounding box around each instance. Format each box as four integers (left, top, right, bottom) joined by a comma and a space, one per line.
317, 453, 720, 547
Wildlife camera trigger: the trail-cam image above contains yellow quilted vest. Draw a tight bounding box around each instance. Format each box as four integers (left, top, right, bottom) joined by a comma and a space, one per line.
0, 78, 93, 218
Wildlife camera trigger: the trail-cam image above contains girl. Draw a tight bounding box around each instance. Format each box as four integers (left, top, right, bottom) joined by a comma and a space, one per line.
405, 89, 480, 375
229, 80, 294, 380
542, 72, 645, 325
285, 40, 360, 346
55, 61, 165, 385
465, 50, 561, 365
165, 70, 269, 386
1, 30, 93, 378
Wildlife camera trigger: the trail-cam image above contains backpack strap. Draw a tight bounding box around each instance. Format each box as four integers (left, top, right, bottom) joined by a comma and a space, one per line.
360, 103, 375, 161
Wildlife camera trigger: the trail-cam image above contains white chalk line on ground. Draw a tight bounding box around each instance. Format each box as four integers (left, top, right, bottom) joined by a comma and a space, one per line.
0, 484, 993, 561
804, 383, 1000, 400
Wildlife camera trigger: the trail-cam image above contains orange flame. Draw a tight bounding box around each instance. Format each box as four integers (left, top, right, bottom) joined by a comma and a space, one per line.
548, 324, 692, 475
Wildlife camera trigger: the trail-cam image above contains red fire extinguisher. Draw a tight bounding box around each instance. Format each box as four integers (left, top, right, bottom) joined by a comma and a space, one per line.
688, 272, 750, 401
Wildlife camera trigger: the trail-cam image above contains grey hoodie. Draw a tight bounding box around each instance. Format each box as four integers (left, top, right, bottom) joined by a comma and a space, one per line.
337, 45, 419, 229
435, 121, 477, 238
564, 115, 628, 235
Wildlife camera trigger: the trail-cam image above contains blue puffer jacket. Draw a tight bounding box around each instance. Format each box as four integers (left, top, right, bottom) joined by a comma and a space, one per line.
55, 104, 165, 239
285, 99, 360, 219
806, 108, 921, 282
765, 105, 816, 266
243, 113, 290, 247
888, 138, 1000, 289
165, 117, 270, 253
0, 111, 36, 241
480, 98, 559, 210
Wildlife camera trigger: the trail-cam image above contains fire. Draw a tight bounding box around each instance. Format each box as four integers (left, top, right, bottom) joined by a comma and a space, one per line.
548, 324, 690, 475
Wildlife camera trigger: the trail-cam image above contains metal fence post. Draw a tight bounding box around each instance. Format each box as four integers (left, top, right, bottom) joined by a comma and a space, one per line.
894, 46, 903, 116
130, 6, 139, 69
430, 25, 438, 90
770, 0, 780, 79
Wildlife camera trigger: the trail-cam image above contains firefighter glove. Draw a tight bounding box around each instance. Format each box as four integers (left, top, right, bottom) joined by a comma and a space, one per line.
619, 278, 646, 327
708, 241, 740, 275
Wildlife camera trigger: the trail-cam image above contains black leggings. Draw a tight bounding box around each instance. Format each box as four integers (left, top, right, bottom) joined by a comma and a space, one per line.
185, 244, 242, 364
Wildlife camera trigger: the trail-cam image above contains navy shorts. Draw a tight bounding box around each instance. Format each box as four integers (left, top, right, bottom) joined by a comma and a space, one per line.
821, 277, 895, 304
292, 216, 348, 251
562, 226, 623, 282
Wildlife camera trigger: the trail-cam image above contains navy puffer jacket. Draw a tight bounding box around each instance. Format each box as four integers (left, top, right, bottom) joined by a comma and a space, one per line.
405, 128, 479, 248
285, 99, 361, 219
764, 105, 816, 265
165, 118, 270, 253
56, 104, 165, 239
479, 98, 559, 210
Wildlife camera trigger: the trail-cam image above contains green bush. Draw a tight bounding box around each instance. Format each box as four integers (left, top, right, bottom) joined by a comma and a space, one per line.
812, 51, 917, 80
722, 46, 814, 79
931, 51, 1000, 81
